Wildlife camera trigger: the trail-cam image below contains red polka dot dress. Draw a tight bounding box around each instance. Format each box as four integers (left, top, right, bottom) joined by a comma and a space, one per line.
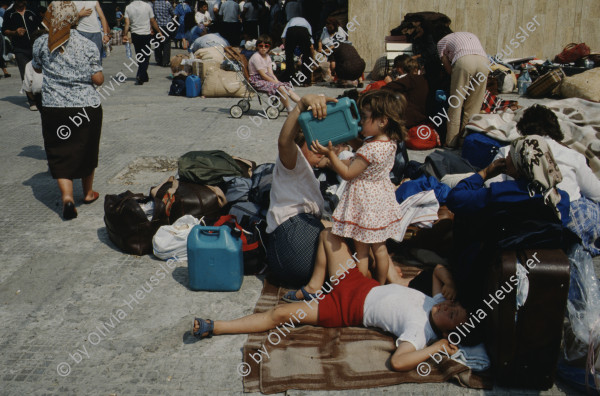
332, 140, 404, 243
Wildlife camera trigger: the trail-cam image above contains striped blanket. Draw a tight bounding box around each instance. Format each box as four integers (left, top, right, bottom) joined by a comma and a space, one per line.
242, 276, 490, 394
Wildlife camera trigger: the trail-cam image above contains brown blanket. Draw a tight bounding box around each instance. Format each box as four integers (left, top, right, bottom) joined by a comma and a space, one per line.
242, 279, 491, 394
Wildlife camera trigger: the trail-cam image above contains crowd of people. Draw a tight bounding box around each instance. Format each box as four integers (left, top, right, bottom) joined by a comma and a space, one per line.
1, 0, 599, 383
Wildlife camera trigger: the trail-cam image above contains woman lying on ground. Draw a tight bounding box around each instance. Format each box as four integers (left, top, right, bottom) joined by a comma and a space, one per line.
487, 104, 600, 256
191, 229, 478, 372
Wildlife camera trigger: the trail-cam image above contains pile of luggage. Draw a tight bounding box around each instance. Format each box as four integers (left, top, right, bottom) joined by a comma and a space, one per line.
103, 150, 274, 289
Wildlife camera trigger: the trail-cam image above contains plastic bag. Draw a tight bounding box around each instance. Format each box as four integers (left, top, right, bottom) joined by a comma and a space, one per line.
152, 215, 204, 261
562, 244, 600, 391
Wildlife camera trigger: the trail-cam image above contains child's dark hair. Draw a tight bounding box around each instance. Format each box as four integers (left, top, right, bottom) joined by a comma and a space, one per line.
393, 54, 410, 69
516, 104, 564, 142
358, 90, 407, 142
257, 34, 272, 47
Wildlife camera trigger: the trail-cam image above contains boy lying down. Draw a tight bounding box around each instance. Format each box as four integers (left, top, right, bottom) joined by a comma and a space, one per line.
191, 230, 472, 371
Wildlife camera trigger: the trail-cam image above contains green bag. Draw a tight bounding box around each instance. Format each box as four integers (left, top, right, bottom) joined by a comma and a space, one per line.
178, 150, 243, 185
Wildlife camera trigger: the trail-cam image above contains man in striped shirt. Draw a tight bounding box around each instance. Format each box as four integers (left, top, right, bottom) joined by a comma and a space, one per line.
437, 32, 488, 148
152, 0, 175, 66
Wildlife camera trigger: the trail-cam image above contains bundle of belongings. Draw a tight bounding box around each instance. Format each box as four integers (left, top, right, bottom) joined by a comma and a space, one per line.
103, 150, 270, 275
169, 46, 249, 98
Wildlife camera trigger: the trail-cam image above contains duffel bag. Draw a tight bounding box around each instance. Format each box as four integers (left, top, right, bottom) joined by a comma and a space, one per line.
178, 150, 244, 185
461, 132, 507, 169
104, 191, 169, 255
150, 176, 227, 223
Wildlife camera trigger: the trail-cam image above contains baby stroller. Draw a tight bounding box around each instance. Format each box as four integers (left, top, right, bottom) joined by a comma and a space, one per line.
216, 45, 285, 119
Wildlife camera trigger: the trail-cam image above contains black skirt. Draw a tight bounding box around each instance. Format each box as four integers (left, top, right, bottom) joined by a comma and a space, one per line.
41, 105, 103, 179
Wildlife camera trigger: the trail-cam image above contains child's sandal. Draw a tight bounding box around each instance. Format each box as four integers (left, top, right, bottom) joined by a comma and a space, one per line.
192, 318, 214, 339
282, 287, 318, 303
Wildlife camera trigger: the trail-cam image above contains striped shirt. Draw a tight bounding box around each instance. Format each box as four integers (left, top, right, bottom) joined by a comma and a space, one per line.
152, 0, 174, 26
437, 32, 486, 65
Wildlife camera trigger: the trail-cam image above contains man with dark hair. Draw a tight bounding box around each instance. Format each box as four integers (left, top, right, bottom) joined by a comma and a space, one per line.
1, 0, 42, 103
123, 0, 161, 85
151, 0, 175, 67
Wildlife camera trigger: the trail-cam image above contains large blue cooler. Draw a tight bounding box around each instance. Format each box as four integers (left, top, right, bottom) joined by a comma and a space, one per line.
298, 97, 361, 146
187, 225, 243, 291
461, 132, 507, 169
185, 75, 202, 98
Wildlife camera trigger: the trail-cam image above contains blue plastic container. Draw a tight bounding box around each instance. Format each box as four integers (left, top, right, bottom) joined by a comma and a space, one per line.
298, 97, 361, 147
185, 75, 202, 98
187, 225, 243, 291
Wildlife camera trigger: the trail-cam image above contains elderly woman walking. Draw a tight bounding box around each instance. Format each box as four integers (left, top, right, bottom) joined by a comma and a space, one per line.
32, 1, 104, 220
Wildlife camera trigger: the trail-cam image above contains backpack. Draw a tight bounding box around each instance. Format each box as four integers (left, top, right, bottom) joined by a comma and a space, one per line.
178, 150, 244, 185
168, 78, 186, 96
214, 212, 267, 275
222, 176, 252, 204
249, 163, 275, 209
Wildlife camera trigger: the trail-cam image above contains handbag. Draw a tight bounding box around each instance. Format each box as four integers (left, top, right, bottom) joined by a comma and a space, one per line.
554, 43, 591, 64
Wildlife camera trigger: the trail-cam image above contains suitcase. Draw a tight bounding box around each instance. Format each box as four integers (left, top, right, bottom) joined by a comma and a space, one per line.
485, 249, 570, 390
461, 132, 507, 169
527, 68, 565, 98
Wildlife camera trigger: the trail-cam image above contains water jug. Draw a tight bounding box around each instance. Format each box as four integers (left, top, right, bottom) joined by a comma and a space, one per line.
517, 68, 532, 96
185, 75, 202, 98
298, 97, 361, 147
187, 226, 243, 291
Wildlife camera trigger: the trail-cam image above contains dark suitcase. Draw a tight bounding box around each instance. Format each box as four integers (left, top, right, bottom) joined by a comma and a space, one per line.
485, 249, 570, 389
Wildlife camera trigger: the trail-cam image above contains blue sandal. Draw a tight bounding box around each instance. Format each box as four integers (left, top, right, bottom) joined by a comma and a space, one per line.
192, 318, 214, 339
282, 287, 318, 303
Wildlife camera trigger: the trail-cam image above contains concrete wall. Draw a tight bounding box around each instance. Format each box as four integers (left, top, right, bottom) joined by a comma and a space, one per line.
348, 0, 600, 71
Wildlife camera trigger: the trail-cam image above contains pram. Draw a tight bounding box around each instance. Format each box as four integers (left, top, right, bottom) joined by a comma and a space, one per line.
215, 45, 285, 119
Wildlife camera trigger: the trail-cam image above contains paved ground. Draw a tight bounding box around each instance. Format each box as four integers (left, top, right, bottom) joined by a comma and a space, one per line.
0, 47, 593, 395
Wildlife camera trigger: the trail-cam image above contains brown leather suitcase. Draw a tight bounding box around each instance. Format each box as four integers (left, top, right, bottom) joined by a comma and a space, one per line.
527, 68, 565, 98
485, 249, 570, 389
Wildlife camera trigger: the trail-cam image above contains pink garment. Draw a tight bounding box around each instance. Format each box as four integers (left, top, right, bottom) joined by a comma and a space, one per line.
332, 140, 404, 243
248, 52, 274, 77
437, 32, 487, 65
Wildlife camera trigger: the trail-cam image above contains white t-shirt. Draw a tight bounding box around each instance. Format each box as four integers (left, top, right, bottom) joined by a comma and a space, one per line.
74, 1, 101, 34
363, 285, 445, 351
22, 61, 43, 94
266, 145, 324, 233
125, 0, 155, 35
487, 138, 600, 202
195, 11, 211, 26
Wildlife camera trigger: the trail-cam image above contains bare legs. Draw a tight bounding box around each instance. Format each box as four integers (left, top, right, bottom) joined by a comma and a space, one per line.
207, 302, 319, 336
57, 172, 97, 204
277, 86, 302, 112
371, 242, 390, 285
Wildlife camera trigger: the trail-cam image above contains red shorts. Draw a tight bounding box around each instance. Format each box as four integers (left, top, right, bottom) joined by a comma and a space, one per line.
317, 267, 380, 327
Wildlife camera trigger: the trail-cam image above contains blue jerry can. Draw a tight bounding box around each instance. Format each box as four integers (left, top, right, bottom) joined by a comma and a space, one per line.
187, 225, 243, 291
298, 97, 361, 147
185, 75, 202, 98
